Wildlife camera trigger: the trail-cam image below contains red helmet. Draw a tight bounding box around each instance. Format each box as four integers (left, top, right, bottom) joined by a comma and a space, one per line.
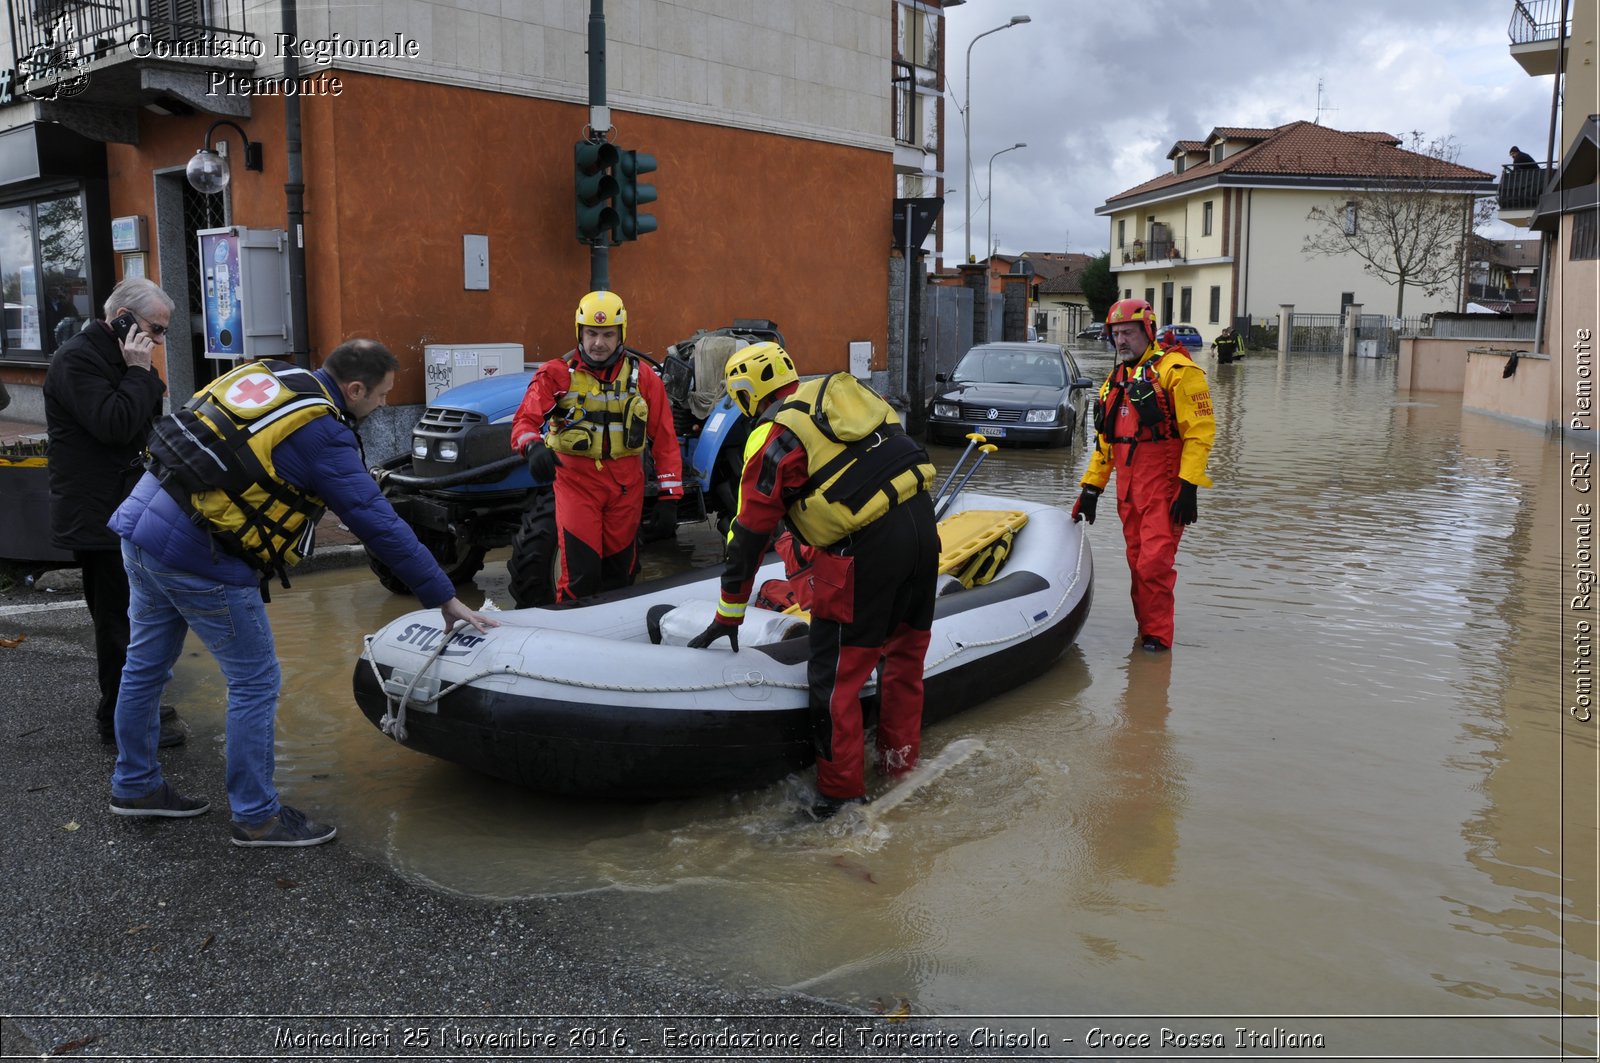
1106, 298, 1158, 344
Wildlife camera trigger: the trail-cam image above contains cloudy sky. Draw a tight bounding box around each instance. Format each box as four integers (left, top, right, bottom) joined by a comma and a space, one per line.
944, 0, 1559, 260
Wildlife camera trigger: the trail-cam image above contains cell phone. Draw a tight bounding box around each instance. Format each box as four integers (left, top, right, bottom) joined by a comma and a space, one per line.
110, 312, 138, 343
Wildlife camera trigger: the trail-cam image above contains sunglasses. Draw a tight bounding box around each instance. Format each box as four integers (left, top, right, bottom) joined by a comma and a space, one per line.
135, 316, 169, 339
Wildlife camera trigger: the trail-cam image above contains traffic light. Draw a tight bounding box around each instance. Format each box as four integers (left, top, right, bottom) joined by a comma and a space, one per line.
574, 141, 619, 243
614, 149, 658, 241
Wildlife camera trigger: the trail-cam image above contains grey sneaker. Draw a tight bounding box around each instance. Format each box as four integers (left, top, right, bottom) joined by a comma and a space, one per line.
231, 805, 337, 848
109, 782, 210, 818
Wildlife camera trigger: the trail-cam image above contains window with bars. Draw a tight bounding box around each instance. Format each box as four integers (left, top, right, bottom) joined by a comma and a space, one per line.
1572, 209, 1598, 261
182, 180, 226, 324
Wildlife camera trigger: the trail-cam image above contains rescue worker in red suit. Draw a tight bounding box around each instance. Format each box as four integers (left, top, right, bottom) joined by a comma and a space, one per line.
685, 344, 939, 819
1073, 299, 1215, 652
510, 291, 683, 602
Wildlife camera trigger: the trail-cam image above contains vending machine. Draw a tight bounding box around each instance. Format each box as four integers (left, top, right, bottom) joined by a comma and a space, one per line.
197, 226, 290, 360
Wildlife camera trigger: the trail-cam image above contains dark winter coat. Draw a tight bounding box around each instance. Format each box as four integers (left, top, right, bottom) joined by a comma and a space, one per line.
43, 320, 166, 552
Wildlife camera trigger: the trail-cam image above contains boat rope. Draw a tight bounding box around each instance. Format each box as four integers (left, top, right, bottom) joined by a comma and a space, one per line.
365, 636, 810, 733
376, 620, 470, 742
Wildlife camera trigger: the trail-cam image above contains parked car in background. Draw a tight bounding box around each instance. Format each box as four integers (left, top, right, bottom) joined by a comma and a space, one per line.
1158, 324, 1204, 352
926, 342, 1094, 448
1075, 324, 1105, 340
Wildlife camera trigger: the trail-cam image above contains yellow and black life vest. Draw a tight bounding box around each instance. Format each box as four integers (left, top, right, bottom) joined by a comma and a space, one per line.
544, 353, 649, 460
767, 373, 935, 548
146, 360, 345, 589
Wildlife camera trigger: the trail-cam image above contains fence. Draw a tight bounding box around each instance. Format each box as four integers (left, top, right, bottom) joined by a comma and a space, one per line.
1260, 312, 1430, 355
1287, 314, 1345, 352
1429, 315, 1539, 341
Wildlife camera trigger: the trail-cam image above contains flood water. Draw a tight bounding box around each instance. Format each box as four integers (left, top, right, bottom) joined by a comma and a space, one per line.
165, 349, 1597, 1059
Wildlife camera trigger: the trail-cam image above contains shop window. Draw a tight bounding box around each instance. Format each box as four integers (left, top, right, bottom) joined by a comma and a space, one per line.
0, 189, 90, 361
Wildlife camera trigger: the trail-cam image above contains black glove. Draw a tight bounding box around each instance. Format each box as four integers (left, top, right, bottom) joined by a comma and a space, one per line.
1169, 479, 1199, 525
524, 442, 558, 483
1071, 485, 1101, 525
657, 498, 679, 527
686, 618, 739, 651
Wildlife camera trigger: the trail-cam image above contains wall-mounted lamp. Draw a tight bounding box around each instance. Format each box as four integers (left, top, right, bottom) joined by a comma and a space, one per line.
185, 119, 264, 194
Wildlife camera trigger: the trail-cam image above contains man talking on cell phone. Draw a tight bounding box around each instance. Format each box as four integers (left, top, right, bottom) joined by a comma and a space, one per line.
44, 277, 190, 751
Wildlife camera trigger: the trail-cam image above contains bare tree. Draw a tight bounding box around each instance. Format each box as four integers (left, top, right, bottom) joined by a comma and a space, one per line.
1302, 134, 1493, 318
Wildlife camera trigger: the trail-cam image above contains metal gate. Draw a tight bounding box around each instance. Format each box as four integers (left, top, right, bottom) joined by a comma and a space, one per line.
1288, 313, 1344, 352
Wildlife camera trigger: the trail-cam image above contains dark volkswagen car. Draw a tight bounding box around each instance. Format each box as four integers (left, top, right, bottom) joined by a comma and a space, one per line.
926, 342, 1094, 448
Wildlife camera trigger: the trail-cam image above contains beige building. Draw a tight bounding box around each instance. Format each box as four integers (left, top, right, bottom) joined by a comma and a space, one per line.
1096, 122, 1496, 340
1438, 0, 1598, 435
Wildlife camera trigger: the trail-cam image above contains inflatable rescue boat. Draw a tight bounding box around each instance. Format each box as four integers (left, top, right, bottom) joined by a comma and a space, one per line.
351, 491, 1092, 798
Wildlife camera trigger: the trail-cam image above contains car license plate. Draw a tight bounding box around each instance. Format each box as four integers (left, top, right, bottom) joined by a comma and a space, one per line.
978, 425, 1006, 438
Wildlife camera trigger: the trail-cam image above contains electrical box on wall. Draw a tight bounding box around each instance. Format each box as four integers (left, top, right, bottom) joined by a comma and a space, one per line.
423, 343, 527, 403
197, 226, 290, 360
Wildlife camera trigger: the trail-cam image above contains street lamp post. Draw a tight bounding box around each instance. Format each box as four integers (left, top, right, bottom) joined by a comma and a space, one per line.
964, 14, 1030, 263
986, 142, 1026, 261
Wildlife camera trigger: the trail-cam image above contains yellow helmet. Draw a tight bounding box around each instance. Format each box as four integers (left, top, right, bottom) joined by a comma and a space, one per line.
725, 341, 798, 418
575, 290, 626, 343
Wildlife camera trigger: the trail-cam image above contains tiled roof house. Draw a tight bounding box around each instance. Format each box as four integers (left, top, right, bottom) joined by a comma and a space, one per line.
1095, 121, 1496, 336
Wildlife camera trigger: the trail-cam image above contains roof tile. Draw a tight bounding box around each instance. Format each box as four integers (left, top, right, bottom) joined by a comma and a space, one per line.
1106, 121, 1494, 205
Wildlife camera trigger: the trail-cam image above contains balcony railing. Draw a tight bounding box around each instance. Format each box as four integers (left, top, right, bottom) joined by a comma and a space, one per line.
1508, 0, 1566, 44
9, 0, 254, 72
1497, 161, 1554, 210
1120, 241, 1182, 265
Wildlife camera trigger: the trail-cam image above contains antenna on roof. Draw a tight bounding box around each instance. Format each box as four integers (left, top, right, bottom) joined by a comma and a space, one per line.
1315, 77, 1338, 126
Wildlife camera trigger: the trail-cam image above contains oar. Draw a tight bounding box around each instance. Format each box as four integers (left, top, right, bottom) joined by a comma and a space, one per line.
934, 431, 988, 511
935, 443, 998, 520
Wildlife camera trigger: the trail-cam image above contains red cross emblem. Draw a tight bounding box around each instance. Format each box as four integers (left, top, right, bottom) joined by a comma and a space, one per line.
593, 311, 607, 323
228, 374, 279, 408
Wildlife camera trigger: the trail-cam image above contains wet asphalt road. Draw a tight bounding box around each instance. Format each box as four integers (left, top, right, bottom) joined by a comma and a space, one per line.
0, 549, 994, 1062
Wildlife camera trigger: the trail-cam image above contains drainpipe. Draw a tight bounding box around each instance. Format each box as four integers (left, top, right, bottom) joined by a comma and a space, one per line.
282, 0, 309, 368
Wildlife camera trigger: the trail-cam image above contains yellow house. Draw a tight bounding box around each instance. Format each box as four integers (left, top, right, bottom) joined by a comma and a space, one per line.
1095, 122, 1496, 338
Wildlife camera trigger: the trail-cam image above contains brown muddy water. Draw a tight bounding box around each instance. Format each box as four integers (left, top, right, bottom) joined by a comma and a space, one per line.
164, 349, 1597, 1059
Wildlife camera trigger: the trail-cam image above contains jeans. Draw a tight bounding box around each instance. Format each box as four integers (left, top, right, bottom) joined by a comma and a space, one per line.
111, 541, 282, 824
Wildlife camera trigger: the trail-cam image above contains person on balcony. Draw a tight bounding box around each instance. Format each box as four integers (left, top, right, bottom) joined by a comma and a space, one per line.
1507, 146, 1540, 204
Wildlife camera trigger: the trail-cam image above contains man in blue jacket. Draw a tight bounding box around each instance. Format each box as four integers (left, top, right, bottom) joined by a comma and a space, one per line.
107, 338, 496, 847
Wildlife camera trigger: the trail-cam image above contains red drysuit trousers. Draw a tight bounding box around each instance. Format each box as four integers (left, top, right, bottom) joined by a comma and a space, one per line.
1114, 439, 1185, 647
804, 493, 938, 800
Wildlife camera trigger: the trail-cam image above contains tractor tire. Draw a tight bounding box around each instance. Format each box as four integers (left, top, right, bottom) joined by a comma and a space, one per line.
507, 489, 559, 608
366, 526, 486, 596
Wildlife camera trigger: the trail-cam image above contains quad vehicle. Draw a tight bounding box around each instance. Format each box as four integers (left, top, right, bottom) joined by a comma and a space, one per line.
366, 320, 783, 607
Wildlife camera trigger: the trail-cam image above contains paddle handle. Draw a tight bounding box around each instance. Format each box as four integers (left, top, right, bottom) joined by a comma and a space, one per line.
935, 443, 998, 520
